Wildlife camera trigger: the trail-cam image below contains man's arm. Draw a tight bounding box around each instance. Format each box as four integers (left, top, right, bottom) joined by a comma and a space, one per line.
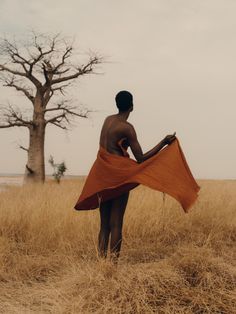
126, 125, 175, 163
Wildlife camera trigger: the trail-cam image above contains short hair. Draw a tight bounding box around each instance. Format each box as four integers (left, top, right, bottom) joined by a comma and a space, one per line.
115, 90, 133, 112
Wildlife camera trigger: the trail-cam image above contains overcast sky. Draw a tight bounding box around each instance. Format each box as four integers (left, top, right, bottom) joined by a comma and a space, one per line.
0, 0, 236, 179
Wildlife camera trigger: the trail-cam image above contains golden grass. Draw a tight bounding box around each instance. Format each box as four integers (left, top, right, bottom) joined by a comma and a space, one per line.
0, 179, 235, 313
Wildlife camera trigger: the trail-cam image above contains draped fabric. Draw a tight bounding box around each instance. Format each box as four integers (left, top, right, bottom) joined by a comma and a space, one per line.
74, 138, 200, 212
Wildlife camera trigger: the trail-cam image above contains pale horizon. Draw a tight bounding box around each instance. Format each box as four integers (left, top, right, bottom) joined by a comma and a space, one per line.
1, 0, 236, 180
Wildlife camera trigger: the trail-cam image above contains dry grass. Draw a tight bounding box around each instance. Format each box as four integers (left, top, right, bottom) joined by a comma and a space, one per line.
0, 179, 235, 313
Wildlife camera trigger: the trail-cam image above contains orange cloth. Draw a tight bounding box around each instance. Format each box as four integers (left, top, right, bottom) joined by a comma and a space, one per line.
74, 138, 200, 212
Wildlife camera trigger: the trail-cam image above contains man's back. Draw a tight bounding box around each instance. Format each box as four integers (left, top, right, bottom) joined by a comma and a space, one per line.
99, 115, 131, 156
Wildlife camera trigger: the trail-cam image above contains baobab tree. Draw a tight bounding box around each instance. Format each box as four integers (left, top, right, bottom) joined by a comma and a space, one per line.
0, 32, 103, 183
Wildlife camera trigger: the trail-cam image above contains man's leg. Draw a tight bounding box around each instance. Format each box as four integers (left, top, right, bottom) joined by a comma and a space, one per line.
98, 199, 112, 258
109, 192, 129, 263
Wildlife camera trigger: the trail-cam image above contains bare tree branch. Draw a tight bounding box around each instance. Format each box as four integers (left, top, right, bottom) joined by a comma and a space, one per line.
42, 60, 53, 85
52, 46, 72, 74
1, 33, 103, 101
0, 36, 46, 88
49, 121, 67, 129
0, 64, 27, 77
1, 32, 102, 131
1, 38, 29, 62
30, 32, 59, 66
47, 82, 72, 98
26, 164, 34, 174
0, 59, 42, 88
45, 101, 90, 129
46, 113, 66, 124
19, 145, 29, 152
1, 39, 30, 74
0, 123, 25, 128
0, 105, 34, 128
2, 76, 34, 103
51, 55, 102, 85
14, 139, 29, 152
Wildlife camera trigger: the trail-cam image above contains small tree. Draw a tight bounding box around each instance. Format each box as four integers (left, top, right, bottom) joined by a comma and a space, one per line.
48, 155, 67, 184
0, 31, 103, 183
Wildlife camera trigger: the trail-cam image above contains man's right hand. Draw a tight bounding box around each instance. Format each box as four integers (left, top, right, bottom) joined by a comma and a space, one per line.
163, 133, 176, 145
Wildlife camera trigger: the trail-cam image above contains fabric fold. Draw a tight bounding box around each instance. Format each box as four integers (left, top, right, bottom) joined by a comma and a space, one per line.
74, 138, 200, 212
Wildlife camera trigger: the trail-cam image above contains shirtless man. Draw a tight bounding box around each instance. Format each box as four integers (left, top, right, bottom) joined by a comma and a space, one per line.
98, 90, 176, 262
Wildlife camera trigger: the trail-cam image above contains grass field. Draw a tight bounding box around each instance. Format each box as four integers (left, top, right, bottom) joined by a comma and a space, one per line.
0, 179, 235, 313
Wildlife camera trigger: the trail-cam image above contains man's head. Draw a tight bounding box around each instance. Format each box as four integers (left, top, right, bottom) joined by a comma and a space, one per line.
115, 90, 133, 112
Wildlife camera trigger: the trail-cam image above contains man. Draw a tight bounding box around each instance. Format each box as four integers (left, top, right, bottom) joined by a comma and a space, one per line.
74, 90, 199, 264
98, 91, 176, 262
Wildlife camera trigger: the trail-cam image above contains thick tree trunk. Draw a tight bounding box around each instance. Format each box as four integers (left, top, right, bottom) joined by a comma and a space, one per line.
24, 95, 46, 184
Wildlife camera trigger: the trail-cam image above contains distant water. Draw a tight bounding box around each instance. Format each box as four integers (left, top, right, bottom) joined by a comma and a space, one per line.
0, 176, 23, 192
0, 173, 23, 177
0, 174, 86, 192
0, 173, 85, 178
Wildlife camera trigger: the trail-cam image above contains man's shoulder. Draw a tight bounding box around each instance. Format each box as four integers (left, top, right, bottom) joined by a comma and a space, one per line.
121, 122, 135, 137
104, 114, 115, 121
124, 121, 134, 130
